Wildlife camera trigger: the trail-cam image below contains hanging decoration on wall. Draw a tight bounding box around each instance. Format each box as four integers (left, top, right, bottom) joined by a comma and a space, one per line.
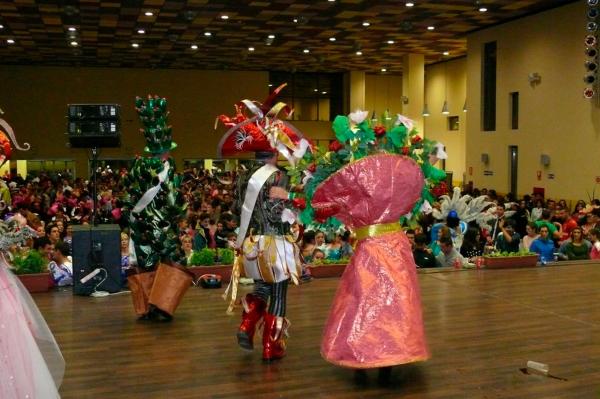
585, 2, 599, 99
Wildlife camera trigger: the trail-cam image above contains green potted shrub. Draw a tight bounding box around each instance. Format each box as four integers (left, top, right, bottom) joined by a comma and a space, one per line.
187, 248, 235, 283
483, 250, 538, 269
12, 250, 51, 292
307, 257, 350, 278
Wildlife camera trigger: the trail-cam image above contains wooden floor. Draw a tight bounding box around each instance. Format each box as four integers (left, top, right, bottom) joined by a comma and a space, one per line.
34, 264, 600, 399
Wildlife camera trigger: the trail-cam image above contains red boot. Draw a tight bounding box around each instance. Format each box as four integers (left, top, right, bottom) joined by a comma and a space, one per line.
262, 313, 288, 362
237, 293, 267, 351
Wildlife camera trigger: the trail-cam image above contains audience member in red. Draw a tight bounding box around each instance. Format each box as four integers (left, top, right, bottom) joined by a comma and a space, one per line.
589, 228, 600, 260
555, 206, 578, 244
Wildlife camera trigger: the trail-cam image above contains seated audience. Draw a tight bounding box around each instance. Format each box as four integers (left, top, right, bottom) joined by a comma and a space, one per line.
529, 226, 555, 263
435, 237, 466, 268
589, 228, 600, 260
413, 233, 437, 268
494, 219, 521, 253
312, 248, 326, 262
48, 241, 73, 287
563, 227, 590, 260
520, 222, 539, 251
460, 227, 483, 260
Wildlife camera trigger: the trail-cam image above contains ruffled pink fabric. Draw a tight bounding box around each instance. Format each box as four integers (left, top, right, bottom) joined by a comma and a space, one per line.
0, 255, 63, 398
313, 154, 429, 368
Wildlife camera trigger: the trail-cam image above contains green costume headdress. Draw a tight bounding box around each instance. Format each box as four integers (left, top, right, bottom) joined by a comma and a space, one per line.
287, 110, 448, 228
135, 95, 177, 155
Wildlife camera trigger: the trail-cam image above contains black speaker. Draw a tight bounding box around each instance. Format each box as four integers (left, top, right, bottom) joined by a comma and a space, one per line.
68, 104, 120, 120
72, 224, 122, 295
67, 103, 121, 148
67, 120, 121, 148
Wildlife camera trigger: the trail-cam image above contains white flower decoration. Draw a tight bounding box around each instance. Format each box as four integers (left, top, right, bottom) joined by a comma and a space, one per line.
395, 114, 414, 131
348, 110, 369, 125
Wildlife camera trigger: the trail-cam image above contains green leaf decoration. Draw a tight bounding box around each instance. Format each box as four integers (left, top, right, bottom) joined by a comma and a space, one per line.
388, 125, 408, 148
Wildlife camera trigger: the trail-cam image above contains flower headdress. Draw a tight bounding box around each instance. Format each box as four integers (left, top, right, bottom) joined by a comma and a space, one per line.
287, 110, 447, 228
216, 84, 311, 165
0, 109, 30, 167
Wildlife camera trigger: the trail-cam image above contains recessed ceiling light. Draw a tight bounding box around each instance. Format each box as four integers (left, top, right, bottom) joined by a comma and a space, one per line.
362, 21, 370, 27
70, 41, 78, 46
204, 32, 212, 37
248, 46, 255, 51
137, 29, 146, 34
356, 51, 363, 55
144, 11, 153, 16
328, 0, 336, 2
381, 68, 387, 72
314, 89, 319, 92
427, 26, 435, 31
0, 24, 4, 29
387, 40, 394, 44
322, 91, 328, 94
406, 2, 415, 6
443, 51, 450, 55
131, 43, 140, 48
329, 37, 336, 42
6, 39, 15, 44
269, 84, 273, 87
303, 48, 310, 53
221, 15, 229, 20
190, 44, 198, 50
268, 34, 275, 39
68, 26, 77, 32
479, 7, 488, 12
293, 18, 299, 23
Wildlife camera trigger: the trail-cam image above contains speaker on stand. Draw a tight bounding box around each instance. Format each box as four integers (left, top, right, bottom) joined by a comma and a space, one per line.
66, 103, 121, 225
72, 224, 123, 295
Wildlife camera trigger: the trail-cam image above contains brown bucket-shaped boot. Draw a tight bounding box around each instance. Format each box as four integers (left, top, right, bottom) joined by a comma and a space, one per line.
237, 293, 267, 351
127, 270, 156, 317
148, 263, 193, 320
262, 313, 289, 362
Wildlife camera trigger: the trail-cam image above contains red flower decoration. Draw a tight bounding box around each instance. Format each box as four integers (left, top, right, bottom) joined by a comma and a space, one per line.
410, 135, 422, 145
308, 163, 317, 173
292, 197, 306, 210
328, 140, 343, 152
431, 181, 449, 197
401, 146, 410, 156
373, 125, 386, 137
313, 203, 340, 223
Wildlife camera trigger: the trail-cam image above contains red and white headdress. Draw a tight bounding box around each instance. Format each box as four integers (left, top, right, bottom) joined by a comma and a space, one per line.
0, 109, 30, 166
216, 84, 311, 165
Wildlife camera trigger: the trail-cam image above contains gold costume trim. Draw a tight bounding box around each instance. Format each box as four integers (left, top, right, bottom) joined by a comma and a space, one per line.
354, 222, 403, 241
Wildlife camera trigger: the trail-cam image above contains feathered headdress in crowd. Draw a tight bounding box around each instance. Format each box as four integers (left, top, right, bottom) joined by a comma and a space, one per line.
432, 187, 514, 231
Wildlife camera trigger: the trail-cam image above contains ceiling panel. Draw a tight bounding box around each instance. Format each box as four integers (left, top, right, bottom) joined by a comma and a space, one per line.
0, 0, 576, 72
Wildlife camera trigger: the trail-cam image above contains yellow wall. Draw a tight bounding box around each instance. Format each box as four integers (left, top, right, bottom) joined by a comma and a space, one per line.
466, 2, 594, 199
365, 73, 404, 118
424, 58, 467, 185
0, 66, 268, 176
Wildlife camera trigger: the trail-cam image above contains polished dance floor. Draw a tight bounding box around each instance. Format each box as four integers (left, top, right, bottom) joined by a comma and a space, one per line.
34, 264, 600, 398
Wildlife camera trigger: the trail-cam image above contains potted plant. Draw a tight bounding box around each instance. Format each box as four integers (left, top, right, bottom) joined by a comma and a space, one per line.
12, 250, 51, 293
306, 257, 350, 278
188, 248, 235, 283
483, 250, 538, 269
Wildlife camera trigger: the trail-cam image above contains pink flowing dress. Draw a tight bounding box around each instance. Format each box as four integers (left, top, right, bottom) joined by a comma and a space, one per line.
313, 154, 429, 369
0, 254, 64, 398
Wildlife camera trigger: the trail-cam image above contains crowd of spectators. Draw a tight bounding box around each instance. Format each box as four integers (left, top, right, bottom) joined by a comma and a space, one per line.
2, 167, 600, 287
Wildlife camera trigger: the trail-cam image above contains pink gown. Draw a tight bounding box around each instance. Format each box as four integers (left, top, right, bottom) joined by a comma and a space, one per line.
312, 154, 429, 368
0, 254, 64, 398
